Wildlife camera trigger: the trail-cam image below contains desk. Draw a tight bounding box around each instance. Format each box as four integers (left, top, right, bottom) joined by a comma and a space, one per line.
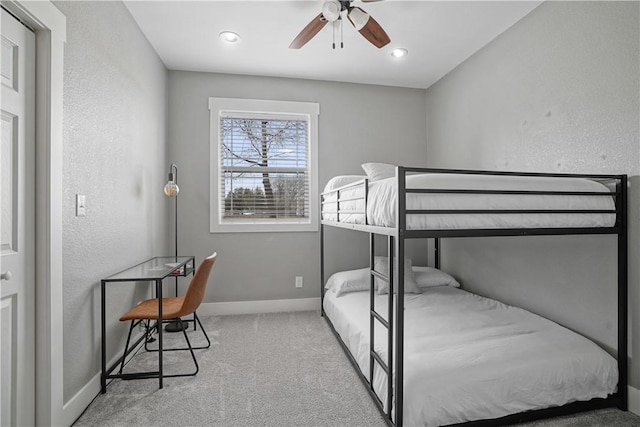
100, 255, 195, 393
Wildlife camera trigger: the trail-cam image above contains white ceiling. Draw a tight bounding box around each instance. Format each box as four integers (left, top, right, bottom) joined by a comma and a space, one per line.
124, 1, 542, 89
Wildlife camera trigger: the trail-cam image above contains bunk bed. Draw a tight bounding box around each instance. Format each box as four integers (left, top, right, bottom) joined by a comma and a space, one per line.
319, 165, 627, 427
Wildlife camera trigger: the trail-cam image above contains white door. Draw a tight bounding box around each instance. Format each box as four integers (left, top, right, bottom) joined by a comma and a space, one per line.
1, 9, 35, 427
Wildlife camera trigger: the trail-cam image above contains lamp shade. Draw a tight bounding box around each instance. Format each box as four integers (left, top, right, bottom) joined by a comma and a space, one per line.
321, 0, 341, 22
348, 7, 369, 31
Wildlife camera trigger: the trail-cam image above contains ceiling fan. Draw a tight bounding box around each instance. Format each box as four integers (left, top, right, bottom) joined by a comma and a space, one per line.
289, 0, 391, 50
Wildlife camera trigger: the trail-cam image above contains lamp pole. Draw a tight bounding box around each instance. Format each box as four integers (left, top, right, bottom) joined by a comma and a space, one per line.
164, 163, 188, 332
174, 167, 178, 296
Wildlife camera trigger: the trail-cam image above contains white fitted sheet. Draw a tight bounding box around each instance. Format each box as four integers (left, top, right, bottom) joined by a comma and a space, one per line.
323, 286, 618, 426
321, 173, 616, 229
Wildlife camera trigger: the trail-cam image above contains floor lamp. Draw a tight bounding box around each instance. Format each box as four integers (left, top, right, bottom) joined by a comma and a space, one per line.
163, 163, 188, 332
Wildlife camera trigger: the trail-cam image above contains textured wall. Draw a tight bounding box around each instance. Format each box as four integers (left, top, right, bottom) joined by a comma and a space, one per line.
55, 1, 169, 403
425, 1, 639, 383
168, 71, 428, 303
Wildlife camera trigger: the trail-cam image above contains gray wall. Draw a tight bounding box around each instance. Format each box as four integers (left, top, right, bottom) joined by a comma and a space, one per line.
425, 1, 639, 384
55, 1, 169, 403
55, 0, 637, 410
167, 72, 428, 303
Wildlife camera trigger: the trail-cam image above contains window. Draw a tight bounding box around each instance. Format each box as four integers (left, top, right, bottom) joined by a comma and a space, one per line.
209, 98, 319, 233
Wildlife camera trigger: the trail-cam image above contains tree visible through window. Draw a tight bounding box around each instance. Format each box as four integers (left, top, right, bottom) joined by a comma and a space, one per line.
209, 98, 319, 233
220, 117, 308, 220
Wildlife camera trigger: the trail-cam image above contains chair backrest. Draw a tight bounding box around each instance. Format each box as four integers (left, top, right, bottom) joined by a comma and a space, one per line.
179, 252, 217, 317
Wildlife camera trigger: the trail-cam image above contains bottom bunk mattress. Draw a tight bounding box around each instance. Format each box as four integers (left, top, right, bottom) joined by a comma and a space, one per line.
323, 285, 618, 426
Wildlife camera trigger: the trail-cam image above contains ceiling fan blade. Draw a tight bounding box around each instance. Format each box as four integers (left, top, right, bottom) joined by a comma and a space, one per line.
289, 13, 329, 49
348, 7, 390, 49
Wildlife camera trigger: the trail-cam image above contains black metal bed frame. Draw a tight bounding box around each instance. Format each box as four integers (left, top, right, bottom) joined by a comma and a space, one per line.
319, 167, 627, 427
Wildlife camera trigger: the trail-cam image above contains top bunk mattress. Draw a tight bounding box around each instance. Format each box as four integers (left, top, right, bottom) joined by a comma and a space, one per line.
323, 285, 618, 426
321, 173, 617, 230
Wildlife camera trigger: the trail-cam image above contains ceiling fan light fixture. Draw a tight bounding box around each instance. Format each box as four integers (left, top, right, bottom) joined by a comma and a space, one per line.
321, 0, 341, 22
219, 31, 241, 44
348, 7, 370, 31
391, 48, 408, 58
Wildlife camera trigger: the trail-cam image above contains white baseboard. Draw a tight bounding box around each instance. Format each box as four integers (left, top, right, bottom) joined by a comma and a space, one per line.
629, 385, 640, 415
62, 370, 101, 426
198, 297, 320, 316
62, 334, 143, 426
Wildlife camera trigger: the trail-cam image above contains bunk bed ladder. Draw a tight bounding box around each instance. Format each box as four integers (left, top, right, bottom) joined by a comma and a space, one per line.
369, 233, 395, 422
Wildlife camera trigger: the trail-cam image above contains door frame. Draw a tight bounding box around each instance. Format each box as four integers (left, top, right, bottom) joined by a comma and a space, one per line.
0, 1, 65, 426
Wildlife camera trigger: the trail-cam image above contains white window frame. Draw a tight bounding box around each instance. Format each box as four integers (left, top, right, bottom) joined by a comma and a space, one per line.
209, 97, 319, 233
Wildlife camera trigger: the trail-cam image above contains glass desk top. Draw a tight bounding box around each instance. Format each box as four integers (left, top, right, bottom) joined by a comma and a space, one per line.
102, 256, 195, 282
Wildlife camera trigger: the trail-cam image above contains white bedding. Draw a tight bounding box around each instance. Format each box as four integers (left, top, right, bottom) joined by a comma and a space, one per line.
321, 173, 616, 229
323, 286, 618, 426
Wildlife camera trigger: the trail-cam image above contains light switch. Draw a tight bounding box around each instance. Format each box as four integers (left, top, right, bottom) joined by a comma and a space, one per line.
76, 194, 86, 216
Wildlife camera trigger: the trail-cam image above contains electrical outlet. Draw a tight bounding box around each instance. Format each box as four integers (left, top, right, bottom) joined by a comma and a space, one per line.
295, 276, 303, 288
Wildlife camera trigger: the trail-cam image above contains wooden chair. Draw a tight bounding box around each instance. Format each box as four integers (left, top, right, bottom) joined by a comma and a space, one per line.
118, 252, 217, 379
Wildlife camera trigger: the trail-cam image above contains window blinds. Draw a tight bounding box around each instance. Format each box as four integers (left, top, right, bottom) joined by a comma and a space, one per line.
219, 113, 310, 224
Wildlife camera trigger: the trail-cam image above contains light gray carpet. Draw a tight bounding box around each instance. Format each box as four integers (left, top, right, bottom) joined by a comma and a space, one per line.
74, 311, 640, 427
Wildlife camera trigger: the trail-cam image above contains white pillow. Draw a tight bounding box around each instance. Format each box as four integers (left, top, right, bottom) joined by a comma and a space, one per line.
413, 266, 461, 288
325, 268, 371, 297
323, 175, 367, 192
361, 162, 396, 182
374, 256, 421, 295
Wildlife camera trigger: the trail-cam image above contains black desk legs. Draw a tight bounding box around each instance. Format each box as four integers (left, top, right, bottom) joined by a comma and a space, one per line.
101, 280, 106, 393
157, 278, 163, 389
100, 279, 165, 392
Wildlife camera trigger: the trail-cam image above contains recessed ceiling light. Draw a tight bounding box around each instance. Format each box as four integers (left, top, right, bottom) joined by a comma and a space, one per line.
219, 31, 240, 44
390, 48, 408, 58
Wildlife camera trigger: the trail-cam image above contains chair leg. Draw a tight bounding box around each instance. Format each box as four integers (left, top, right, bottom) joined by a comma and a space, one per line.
144, 320, 159, 351
180, 318, 199, 375
115, 318, 199, 382
193, 312, 211, 349
157, 318, 199, 378
123, 317, 207, 379
119, 320, 136, 375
